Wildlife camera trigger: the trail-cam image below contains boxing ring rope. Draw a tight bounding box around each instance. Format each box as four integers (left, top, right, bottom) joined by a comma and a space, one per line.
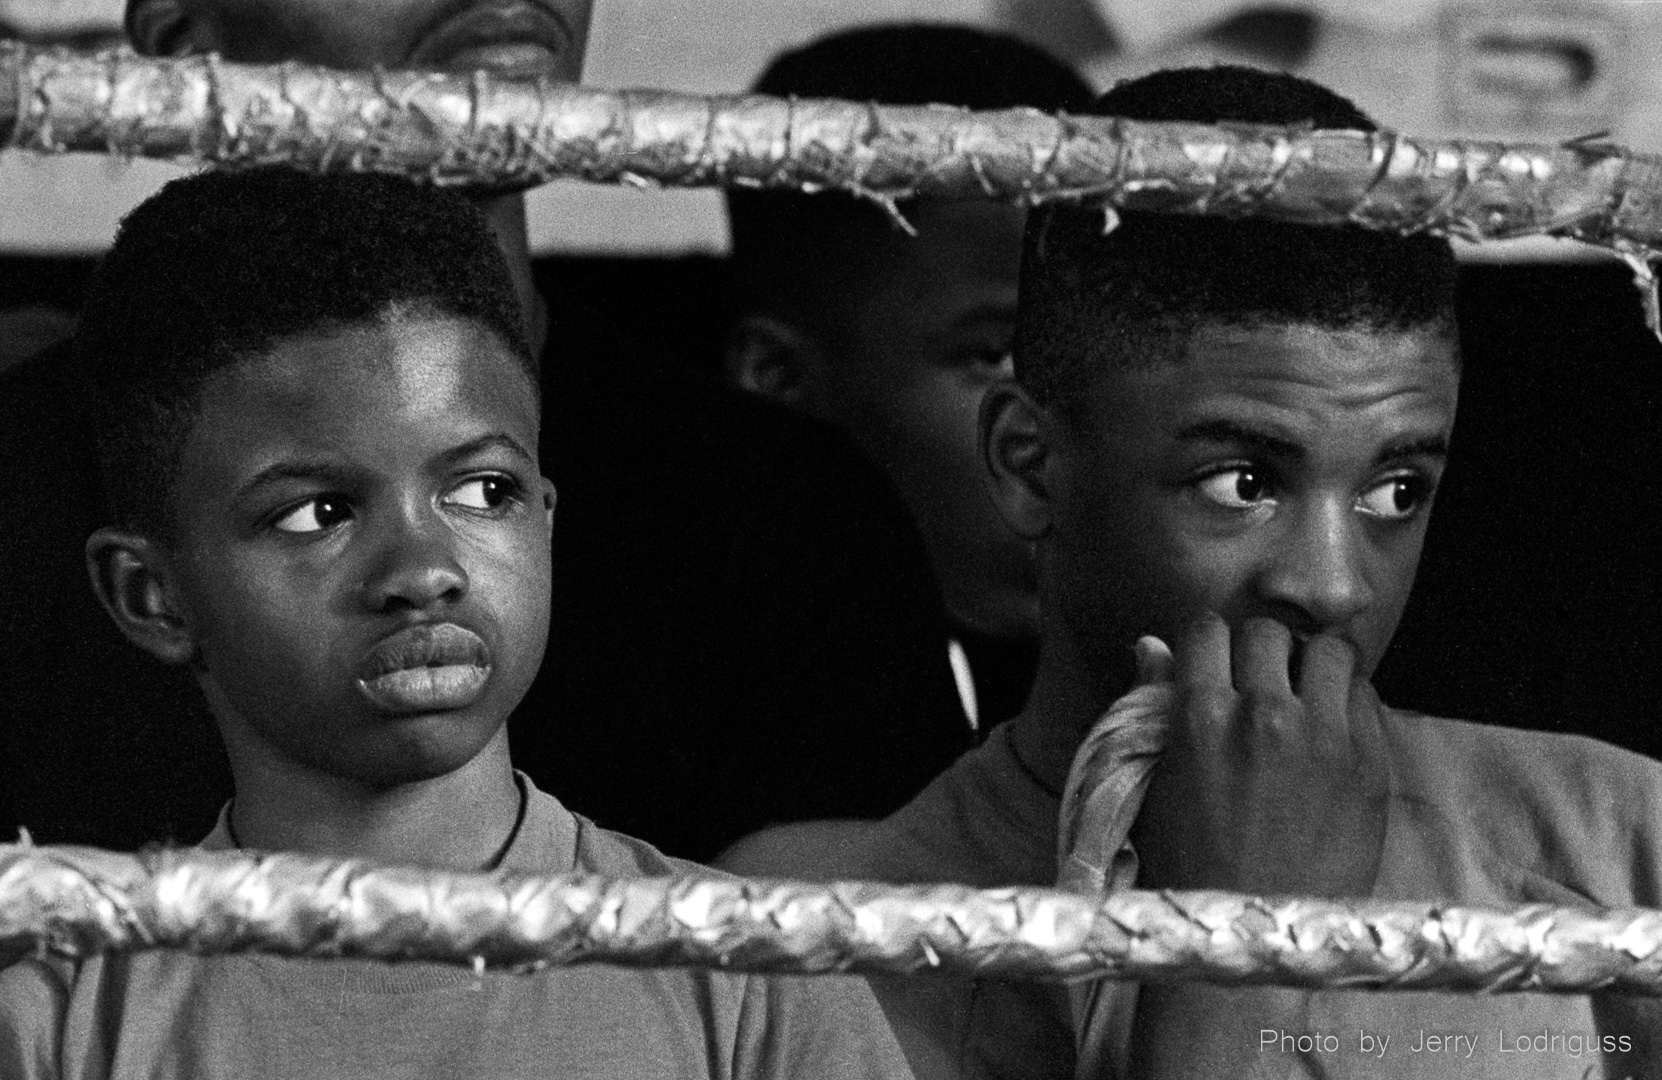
4, 842, 1662, 994
4, 42, 1662, 256
12, 41, 1662, 332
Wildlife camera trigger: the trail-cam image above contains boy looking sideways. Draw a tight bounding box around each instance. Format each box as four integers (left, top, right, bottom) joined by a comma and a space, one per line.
124, 0, 973, 860
0, 168, 912, 1080
1, 0, 973, 858
723, 67, 1662, 1079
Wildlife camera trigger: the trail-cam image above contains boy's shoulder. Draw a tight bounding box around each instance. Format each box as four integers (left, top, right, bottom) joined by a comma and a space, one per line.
529, 786, 916, 1077
518, 777, 745, 881
567, 809, 706, 879
1379, 707, 1662, 907
1381, 706, 1662, 800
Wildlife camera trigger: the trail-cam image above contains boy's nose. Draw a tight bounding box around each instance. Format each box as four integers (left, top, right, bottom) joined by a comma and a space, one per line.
1255, 500, 1375, 634
361, 519, 470, 613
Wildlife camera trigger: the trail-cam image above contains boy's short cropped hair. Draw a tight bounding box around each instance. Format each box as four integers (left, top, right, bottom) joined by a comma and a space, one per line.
726, 23, 1096, 317
1013, 66, 1460, 421
76, 167, 534, 543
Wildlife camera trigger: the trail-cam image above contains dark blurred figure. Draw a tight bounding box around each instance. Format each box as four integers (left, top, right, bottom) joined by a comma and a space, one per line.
1376, 262, 1662, 762
0, 306, 75, 374
725, 25, 1095, 733
0, 337, 231, 845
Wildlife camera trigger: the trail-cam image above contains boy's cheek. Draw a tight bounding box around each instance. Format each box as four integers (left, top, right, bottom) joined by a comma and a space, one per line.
469, 541, 554, 652
469, 525, 553, 591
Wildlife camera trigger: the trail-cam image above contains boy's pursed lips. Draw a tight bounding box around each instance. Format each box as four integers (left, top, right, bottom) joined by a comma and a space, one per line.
355, 623, 493, 714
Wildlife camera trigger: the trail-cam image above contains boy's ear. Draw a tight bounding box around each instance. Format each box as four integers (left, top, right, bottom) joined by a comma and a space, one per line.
982, 381, 1056, 540
724, 316, 812, 406
539, 476, 557, 530
85, 528, 196, 666
126, 0, 224, 58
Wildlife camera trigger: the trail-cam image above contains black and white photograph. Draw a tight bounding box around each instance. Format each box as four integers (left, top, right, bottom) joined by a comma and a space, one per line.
3, 0, 1662, 1076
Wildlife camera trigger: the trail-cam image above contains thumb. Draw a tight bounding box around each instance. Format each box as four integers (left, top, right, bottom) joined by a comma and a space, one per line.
1134, 635, 1176, 686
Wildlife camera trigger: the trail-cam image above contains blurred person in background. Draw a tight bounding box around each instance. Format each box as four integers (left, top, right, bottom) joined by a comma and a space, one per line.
725, 24, 1095, 735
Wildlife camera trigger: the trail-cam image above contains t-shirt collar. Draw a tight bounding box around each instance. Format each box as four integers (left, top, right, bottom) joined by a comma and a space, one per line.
199, 770, 580, 875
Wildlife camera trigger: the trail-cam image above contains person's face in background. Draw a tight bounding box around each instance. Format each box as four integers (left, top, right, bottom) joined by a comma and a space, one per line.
731, 201, 1040, 641
127, 0, 591, 80
126, 0, 597, 352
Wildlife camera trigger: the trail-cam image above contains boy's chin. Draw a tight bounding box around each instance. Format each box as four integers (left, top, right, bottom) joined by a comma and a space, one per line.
292, 709, 513, 791
338, 730, 504, 789
207, 668, 527, 790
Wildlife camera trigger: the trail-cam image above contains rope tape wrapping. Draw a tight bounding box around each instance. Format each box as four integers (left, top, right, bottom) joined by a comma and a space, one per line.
6, 43, 1662, 255
5, 844, 1662, 994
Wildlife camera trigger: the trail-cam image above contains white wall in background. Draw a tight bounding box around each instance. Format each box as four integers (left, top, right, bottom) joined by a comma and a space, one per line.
526, 0, 997, 254
1080, 0, 1660, 262
0, 0, 120, 35
1, 0, 996, 257
1085, 0, 1656, 148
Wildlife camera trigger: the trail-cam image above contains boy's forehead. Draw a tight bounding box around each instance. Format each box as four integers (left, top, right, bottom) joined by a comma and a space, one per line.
1180, 321, 1460, 375
1077, 320, 1460, 436
193, 314, 538, 461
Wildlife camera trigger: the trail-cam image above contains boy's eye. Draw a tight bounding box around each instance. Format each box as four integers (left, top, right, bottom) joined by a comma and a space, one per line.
1356, 474, 1432, 520
444, 476, 518, 511
1196, 468, 1273, 510
965, 348, 1014, 375
272, 496, 352, 534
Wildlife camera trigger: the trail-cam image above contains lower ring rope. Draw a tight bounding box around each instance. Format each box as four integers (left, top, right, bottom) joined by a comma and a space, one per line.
3, 844, 1661, 994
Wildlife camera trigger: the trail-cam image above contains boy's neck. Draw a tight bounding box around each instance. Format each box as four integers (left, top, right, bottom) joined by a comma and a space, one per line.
1003, 626, 1135, 798
477, 192, 548, 358
225, 730, 525, 871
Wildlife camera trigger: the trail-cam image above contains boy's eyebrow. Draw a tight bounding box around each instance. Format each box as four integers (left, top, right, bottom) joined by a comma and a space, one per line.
435, 433, 537, 469
951, 301, 1018, 328
238, 457, 357, 497
236, 435, 536, 498
1174, 419, 1304, 459
1376, 435, 1449, 465
1175, 421, 1449, 466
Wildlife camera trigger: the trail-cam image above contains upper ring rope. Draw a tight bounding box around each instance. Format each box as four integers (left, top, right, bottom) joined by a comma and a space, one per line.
3, 43, 1661, 256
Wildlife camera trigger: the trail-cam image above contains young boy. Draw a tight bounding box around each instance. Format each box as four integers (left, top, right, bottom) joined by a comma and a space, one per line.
0, 0, 973, 859
95, 0, 972, 862
0, 168, 913, 1079
722, 67, 1662, 1079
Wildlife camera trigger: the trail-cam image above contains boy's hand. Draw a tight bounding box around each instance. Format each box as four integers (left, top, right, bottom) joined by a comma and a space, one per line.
1130, 613, 1390, 898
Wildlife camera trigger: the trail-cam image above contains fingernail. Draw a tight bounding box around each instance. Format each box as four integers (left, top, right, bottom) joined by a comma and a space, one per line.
1133, 637, 1157, 682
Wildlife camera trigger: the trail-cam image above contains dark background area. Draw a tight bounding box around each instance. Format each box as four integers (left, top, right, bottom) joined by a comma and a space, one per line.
1374, 261, 1662, 754
3, 251, 1661, 847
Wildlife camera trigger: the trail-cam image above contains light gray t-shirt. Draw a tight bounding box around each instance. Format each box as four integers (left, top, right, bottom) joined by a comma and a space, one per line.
795, 713, 1662, 1079
0, 777, 914, 1080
